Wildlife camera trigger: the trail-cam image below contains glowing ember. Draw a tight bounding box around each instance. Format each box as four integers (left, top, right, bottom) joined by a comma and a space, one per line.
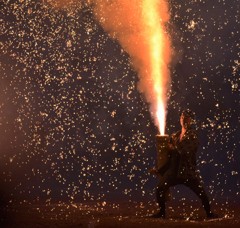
1, 0, 239, 213
142, 0, 171, 135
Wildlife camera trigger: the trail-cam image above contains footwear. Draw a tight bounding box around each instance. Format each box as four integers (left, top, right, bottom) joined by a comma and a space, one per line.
207, 212, 219, 219
149, 212, 166, 219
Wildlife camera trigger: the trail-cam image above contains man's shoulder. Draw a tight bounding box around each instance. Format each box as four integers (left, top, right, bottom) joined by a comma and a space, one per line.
187, 128, 198, 137
171, 131, 181, 137
186, 129, 199, 146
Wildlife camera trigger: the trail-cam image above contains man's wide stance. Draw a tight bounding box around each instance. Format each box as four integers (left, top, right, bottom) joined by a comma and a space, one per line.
150, 109, 217, 219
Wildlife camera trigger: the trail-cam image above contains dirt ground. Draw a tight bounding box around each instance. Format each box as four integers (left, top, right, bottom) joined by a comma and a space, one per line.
1, 201, 240, 228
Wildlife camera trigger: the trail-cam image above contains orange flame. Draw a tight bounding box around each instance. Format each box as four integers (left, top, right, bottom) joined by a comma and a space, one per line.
49, 0, 172, 135
142, 0, 171, 135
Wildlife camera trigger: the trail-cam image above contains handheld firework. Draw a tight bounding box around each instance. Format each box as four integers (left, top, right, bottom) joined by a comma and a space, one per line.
155, 134, 170, 173
149, 134, 171, 176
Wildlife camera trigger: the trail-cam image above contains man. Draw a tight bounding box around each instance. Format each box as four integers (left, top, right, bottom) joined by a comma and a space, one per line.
150, 109, 217, 219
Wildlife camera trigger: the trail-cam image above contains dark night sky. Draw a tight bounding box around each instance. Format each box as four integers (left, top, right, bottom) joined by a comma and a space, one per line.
0, 0, 239, 206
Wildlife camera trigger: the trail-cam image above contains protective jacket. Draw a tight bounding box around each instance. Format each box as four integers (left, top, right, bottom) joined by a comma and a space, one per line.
170, 128, 200, 179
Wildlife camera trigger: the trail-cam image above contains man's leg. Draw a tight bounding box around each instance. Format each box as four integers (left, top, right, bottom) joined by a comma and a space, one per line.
154, 175, 176, 218
184, 178, 213, 217
153, 150, 179, 218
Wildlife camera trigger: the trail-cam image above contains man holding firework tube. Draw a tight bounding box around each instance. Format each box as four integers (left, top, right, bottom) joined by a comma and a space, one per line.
150, 109, 217, 219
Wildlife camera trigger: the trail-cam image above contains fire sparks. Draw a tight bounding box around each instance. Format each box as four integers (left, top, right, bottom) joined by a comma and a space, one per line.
141, 0, 171, 135
1, 0, 239, 210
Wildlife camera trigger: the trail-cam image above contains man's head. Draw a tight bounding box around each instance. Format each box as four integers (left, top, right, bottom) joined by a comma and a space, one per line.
180, 109, 195, 128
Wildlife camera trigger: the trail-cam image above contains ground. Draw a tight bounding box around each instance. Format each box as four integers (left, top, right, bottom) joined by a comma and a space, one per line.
1, 201, 240, 227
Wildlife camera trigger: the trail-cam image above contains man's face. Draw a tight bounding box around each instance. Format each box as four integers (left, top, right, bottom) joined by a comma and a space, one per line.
180, 113, 191, 128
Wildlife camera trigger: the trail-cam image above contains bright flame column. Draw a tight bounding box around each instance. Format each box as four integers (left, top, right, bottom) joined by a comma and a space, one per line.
142, 0, 171, 135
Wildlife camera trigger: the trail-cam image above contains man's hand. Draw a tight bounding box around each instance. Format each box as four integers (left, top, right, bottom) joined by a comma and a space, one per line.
168, 142, 176, 150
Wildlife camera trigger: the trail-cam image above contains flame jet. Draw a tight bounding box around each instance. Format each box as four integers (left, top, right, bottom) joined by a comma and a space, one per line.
50, 0, 172, 135
90, 0, 172, 135
141, 0, 171, 135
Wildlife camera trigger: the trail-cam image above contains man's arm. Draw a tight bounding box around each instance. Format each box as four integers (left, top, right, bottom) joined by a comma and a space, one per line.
175, 131, 199, 155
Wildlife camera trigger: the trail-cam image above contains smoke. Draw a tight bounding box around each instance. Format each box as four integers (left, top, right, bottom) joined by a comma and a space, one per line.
47, 0, 172, 131
90, 1, 172, 129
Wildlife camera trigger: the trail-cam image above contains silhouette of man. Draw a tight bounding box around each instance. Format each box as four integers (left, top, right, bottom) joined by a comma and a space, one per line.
150, 109, 217, 219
